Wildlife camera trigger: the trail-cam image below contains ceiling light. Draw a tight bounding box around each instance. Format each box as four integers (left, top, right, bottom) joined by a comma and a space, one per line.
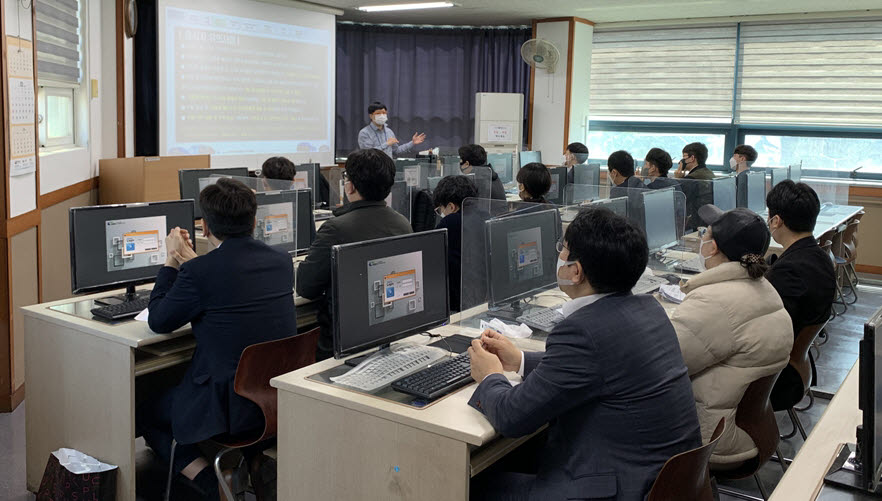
357, 2, 455, 13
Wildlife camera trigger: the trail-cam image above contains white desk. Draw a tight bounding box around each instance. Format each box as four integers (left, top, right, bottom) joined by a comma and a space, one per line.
22, 287, 315, 501
270, 292, 680, 500
768, 204, 863, 253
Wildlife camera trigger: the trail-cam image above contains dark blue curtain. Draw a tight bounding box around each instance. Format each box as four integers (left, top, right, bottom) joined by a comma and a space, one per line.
336, 23, 532, 155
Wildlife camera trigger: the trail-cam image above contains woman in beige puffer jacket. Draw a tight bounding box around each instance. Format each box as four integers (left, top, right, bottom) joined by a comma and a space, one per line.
670, 206, 793, 466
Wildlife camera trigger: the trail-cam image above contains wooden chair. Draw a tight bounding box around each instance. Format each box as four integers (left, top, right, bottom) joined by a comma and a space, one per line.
647, 418, 725, 501
164, 328, 320, 501
774, 323, 827, 440
711, 373, 784, 501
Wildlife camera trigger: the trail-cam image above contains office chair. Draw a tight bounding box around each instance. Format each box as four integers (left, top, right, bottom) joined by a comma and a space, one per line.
647, 418, 725, 501
774, 322, 827, 440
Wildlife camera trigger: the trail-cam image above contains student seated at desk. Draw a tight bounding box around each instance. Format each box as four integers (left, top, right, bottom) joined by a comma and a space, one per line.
459, 143, 506, 200
563, 141, 589, 184
643, 147, 681, 191
765, 181, 836, 410
516, 162, 552, 204
261, 155, 330, 206
607, 150, 643, 199
433, 175, 478, 312
671, 205, 792, 465
467, 207, 702, 501
675, 142, 715, 230
139, 178, 297, 500
731, 144, 758, 208
296, 148, 412, 360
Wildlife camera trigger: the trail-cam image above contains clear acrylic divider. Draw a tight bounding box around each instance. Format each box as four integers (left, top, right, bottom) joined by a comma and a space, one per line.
199, 174, 302, 194
252, 189, 299, 292
803, 179, 850, 206
458, 197, 566, 337
323, 166, 345, 209
675, 177, 716, 232
487, 152, 515, 184
471, 166, 494, 200
386, 180, 412, 223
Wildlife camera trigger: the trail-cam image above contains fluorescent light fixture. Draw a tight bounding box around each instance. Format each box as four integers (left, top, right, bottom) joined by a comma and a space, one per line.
357, 2, 455, 12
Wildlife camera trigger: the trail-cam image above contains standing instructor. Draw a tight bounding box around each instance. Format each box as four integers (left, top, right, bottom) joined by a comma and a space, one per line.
357, 101, 426, 158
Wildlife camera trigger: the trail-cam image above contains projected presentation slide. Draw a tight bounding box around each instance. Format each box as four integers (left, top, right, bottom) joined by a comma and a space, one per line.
162, 5, 333, 156
105, 216, 168, 272
255, 202, 294, 246
508, 227, 544, 282
367, 251, 424, 327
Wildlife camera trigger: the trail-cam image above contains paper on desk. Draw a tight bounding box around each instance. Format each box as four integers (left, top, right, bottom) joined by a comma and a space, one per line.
134, 308, 149, 322
51, 448, 117, 474
659, 284, 686, 304
480, 318, 532, 339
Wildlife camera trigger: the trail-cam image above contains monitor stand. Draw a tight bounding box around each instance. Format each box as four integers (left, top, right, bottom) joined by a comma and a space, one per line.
824, 433, 882, 496
93, 285, 151, 307
488, 300, 530, 322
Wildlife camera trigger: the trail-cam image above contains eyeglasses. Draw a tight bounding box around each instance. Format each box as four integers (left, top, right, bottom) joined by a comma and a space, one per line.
556, 240, 567, 253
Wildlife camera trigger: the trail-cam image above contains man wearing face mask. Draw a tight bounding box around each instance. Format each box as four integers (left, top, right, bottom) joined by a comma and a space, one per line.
468, 208, 702, 501
357, 101, 427, 159
671, 205, 792, 466
459, 143, 507, 200
644, 147, 681, 191
675, 142, 715, 230
297, 149, 413, 360
432, 175, 478, 312
764, 181, 836, 411
731, 144, 758, 208
563, 142, 589, 184
607, 150, 644, 198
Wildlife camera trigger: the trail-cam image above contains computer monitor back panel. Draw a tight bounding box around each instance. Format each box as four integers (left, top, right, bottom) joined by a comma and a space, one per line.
254, 189, 314, 254
746, 172, 767, 214
70, 200, 195, 294
574, 164, 600, 186
712, 178, 736, 211
179, 167, 249, 219
642, 189, 678, 251
386, 181, 411, 221
487, 153, 514, 184
485, 208, 560, 308
331, 230, 450, 358
519, 151, 541, 168
296, 164, 321, 208
547, 167, 567, 203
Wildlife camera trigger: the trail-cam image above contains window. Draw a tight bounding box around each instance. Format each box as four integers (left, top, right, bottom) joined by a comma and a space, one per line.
744, 133, 882, 175
587, 129, 726, 165
35, 0, 82, 149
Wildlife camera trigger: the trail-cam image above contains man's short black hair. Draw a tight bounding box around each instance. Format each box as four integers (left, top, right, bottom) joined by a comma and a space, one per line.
516, 162, 552, 199
367, 101, 387, 114
433, 175, 478, 209
564, 207, 648, 293
345, 148, 396, 201
734, 144, 758, 163
766, 180, 820, 233
607, 150, 635, 178
458, 144, 487, 167
644, 148, 673, 177
682, 142, 708, 165
261, 156, 296, 180
200, 178, 257, 240
566, 142, 589, 155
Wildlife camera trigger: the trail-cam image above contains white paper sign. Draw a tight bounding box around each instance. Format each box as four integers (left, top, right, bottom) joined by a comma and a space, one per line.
404, 167, 419, 187
9, 77, 34, 125
10, 155, 35, 177
487, 124, 513, 143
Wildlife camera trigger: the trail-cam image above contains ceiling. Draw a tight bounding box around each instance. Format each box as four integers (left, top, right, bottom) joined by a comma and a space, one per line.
312, 0, 882, 26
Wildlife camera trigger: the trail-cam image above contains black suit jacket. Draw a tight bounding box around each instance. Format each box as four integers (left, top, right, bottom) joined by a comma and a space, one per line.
469, 294, 701, 500
682, 165, 715, 230
296, 200, 413, 355
148, 237, 297, 445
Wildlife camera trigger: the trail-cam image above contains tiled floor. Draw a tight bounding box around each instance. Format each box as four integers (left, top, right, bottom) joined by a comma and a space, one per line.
2, 282, 880, 500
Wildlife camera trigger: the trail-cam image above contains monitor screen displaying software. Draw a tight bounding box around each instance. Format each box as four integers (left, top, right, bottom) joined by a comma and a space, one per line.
332, 230, 449, 358
485, 208, 560, 308
254, 189, 315, 253
70, 200, 195, 294
179, 167, 249, 219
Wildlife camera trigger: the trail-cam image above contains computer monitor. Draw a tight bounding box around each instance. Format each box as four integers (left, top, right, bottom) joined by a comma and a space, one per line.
546, 166, 567, 203
519, 150, 541, 167
179, 167, 249, 219
712, 177, 736, 211
70, 200, 195, 299
296, 163, 321, 209
746, 171, 767, 214
487, 153, 514, 184
331, 229, 449, 358
642, 189, 678, 251
386, 181, 411, 221
593, 196, 628, 218
253, 189, 315, 254
485, 208, 560, 310
574, 163, 600, 186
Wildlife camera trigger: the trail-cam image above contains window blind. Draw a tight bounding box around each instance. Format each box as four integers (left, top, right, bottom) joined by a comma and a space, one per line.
737, 19, 882, 127
589, 26, 737, 123
35, 0, 81, 84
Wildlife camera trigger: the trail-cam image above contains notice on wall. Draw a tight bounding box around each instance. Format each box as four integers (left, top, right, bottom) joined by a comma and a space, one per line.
10, 124, 35, 157
487, 124, 514, 143
6, 36, 33, 78
7, 35, 36, 178
9, 77, 35, 125
11, 155, 36, 176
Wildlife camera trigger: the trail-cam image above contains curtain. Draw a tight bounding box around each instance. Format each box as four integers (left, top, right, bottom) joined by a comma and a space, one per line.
336, 23, 532, 155
134, 0, 158, 156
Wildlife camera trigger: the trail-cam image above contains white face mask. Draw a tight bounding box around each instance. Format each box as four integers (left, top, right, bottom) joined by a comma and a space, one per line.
696, 238, 713, 272
607, 173, 615, 186
373, 114, 388, 125
562, 154, 569, 165
557, 258, 577, 287
729, 157, 738, 170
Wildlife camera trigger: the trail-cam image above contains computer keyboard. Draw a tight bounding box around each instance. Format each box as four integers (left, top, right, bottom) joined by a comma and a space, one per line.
91, 297, 150, 320
516, 307, 564, 333
392, 352, 473, 400
331, 345, 446, 393
632, 274, 668, 295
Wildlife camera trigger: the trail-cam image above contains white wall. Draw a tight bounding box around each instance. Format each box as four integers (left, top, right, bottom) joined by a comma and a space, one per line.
568, 22, 593, 146
39, 0, 114, 196
529, 21, 569, 159
6, 0, 36, 217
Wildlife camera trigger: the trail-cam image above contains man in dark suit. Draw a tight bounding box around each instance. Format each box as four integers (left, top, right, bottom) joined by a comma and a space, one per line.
468, 208, 702, 501
138, 178, 297, 499
675, 142, 715, 230
297, 148, 413, 360
608, 150, 647, 231
765, 180, 836, 410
